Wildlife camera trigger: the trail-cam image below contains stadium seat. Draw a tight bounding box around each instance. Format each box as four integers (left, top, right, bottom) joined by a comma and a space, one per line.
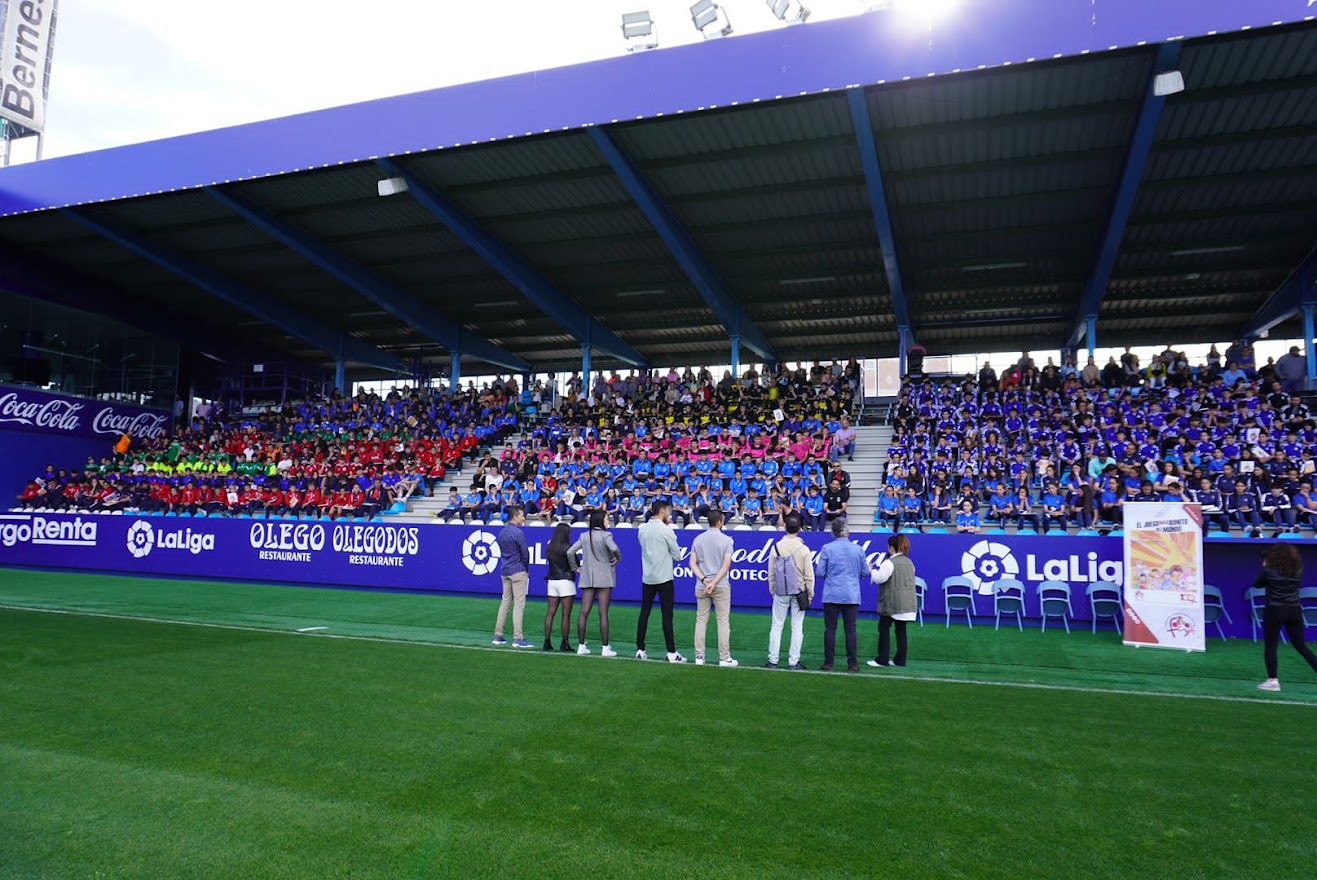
941, 576, 975, 629
993, 578, 1026, 631
1246, 587, 1267, 642
1299, 588, 1317, 629
914, 576, 927, 627
1086, 581, 1122, 635
1036, 581, 1073, 634
1203, 585, 1230, 641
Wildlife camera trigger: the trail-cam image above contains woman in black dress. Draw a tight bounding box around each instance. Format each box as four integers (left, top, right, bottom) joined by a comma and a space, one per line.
1254, 543, 1317, 692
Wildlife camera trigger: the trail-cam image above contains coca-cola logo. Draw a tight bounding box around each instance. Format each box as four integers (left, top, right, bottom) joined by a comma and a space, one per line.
92, 407, 170, 441
0, 391, 83, 431
0, 389, 170, 440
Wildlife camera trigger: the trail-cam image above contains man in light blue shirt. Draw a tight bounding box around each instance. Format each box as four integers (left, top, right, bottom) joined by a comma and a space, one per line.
814, 518, 867, 672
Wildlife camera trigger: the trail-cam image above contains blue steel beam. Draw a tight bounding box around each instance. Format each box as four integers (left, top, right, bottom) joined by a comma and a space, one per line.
847, 87, 911, 341
203, 186, 532, 374
586, 126, 775, 362
376, 158, 646, 367
62, 209, 408, 373
1241, 247, 1317, 340
0, 245, 257, 364
1066, 41, 1183, 348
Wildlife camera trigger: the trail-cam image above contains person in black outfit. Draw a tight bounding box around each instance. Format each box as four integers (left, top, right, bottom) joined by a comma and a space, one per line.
1253, 542, 1317, 692
543, 523, 578, 651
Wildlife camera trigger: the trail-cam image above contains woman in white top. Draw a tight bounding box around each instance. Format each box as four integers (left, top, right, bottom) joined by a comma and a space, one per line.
868, 533, 918, 668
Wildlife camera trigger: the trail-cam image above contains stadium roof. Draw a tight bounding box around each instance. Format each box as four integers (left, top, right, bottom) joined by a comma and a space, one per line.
0, 0, 1314, 376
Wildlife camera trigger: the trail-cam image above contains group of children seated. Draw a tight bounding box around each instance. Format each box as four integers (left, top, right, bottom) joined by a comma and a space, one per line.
881, 371, 1317, 536
13, 386, 518, 519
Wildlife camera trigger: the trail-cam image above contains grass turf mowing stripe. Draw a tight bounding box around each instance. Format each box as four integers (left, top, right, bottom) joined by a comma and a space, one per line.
4, 603, 1313, 709
2, 568, 1316, 703
2, 609, 1314, 880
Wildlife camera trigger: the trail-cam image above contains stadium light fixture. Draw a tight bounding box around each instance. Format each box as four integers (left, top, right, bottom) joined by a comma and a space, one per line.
1153, 70, 1186, 97
766, 0, 811, 25
617, 288, 666, 297
621, 11, 659, 53
1170, 245, 1245, 256
961, 261, 1026, 272
690, 0, 733, 39
377, 177, 409, 197
779, 276, 836, 286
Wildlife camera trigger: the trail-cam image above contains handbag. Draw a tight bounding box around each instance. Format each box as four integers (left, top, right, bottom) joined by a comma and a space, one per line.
796, 590, 810, 611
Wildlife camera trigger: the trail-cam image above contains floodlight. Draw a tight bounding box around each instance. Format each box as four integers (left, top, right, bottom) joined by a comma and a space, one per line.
377, 177, 408, 197
690, 0, 733, 38
1153, 70, 1186, 97
767, 0, 811, 24
621, 11, 658, 52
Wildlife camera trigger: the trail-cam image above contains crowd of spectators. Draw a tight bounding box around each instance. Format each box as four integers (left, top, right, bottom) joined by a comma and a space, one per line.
437, 361, 863, 529
14, 385, 518, 519
882, 343, 1316, 537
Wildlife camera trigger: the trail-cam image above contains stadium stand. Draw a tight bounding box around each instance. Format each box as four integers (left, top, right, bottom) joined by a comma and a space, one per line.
881, 348, 1317, 537
13, 385, 518, 521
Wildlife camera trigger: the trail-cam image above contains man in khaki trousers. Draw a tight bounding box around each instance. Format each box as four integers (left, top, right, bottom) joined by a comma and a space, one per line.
689, 509, 737, 667
493, 506, 534, 648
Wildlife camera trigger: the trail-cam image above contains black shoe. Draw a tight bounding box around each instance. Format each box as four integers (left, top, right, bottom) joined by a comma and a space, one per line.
559, 640, 572, 652
820, 664, 834, 672
764, 661, 779, 669
788, 662, 808, 670
847, 664, 860, 673
543, 640, 554, 651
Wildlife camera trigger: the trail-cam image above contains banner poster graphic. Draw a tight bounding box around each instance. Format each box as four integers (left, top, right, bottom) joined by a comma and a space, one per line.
0, 384, 171, 442
1122, 502, 1206, 652
0, 0, 58, 132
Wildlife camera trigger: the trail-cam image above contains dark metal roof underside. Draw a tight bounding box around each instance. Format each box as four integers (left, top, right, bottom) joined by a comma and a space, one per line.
0, 22, 1313, 371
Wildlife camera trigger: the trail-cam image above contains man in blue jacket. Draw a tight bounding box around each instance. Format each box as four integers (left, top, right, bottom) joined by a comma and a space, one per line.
815, 518, 867, 672
493, 505, 534, 648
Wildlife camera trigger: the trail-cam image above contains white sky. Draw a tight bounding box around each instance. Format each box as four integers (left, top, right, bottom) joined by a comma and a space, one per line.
29, 0, 874, 161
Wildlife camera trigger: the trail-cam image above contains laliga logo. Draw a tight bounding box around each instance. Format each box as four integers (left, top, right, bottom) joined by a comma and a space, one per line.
126, 519, 216, 557
462, 530, 500, 576
126, 520, 155, 558
961, 540, 1018, 590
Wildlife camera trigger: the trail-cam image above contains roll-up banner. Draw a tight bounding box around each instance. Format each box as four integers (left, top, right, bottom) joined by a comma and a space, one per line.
1122, 502, 1206, 652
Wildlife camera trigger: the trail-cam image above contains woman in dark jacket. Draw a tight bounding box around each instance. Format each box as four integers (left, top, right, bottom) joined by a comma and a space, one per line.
1254, 543, 1317, 691
544, 523, 577, 652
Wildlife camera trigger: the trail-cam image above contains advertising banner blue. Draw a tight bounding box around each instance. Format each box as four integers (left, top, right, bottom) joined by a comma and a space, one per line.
0, 385, 171, 442
0, 512, 1290, 640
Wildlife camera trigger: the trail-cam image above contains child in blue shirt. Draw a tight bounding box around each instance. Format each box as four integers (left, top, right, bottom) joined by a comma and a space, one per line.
955, 501, 980, 534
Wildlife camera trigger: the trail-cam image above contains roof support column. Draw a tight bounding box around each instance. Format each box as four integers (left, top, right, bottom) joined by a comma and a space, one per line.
586, 126, 774, 361
582, 342, 592, 397
1066, 41, 1183, 347
1085, 315, 1098, 364
335, 332, 347, 394
898, 325, 910, 377
450, 351, 462, 394
1303, 304, 1315, 391
730, 334, 741, 378
848, 87, 912, 343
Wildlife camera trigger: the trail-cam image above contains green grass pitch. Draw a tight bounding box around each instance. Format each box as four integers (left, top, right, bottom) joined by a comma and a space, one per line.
2, 568, 1315, 879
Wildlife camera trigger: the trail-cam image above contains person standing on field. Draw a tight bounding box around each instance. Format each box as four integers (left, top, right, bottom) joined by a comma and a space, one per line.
636, 500, 687, 663
765, 513, 814, 670
1254, 542, 1317, 691
868, 532, 917, 668
493, 505, 534, 648
570, 509, 622, 657
814, 517, 866, 672
689, 509, 737, 667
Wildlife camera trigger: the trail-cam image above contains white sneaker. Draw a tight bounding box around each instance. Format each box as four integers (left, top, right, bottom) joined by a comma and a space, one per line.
694, 656, 706, 665
576, 643, 590, 655
667, 652, 687, 663
635, 649, 648, 661
1258, 679, 1281, 691
718, 658, 739, 668
601, 645, 618, 658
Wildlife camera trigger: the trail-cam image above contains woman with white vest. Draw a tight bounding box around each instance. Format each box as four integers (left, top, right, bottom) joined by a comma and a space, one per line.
868, 532, 917, 668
